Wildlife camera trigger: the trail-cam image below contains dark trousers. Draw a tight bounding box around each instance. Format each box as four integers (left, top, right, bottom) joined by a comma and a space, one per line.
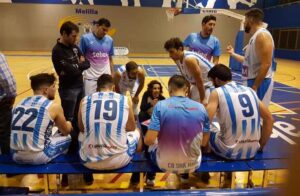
130, 111, 156, 184
59, 87, 84, 154
0, 105, 12, 154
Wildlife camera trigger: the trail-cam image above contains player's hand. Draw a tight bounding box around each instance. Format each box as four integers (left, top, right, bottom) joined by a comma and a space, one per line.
251, 85, 258, 92
80, 56, 85, 63
125, 90, 131, 97
226, 44, 234, 55
200, 100, 207, 107
67, 121, 73, 133
132, 96, 139, 104
151, 98, 158, 106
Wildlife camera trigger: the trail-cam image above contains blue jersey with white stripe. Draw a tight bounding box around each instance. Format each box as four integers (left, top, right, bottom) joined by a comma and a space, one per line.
79, 92, 129, 162
215, 82, 261, 159
10, 96, 54, 152
175, 50, 213, 87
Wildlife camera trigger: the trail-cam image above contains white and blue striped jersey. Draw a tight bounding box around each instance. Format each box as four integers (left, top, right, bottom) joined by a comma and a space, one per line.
213, 82, 261, 160
243, 28, 275, 80
10, 96, 54, 152
117, 65, 140, 96
175, 50, 213, 88
79, 92, 130, 163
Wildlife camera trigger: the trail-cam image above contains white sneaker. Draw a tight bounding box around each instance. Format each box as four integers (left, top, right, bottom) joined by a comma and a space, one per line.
146, 179, 155, 187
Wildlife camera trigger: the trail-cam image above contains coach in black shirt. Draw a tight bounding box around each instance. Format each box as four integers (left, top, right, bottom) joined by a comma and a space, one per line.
52, 21, 90, 151
52, 21, 92, 186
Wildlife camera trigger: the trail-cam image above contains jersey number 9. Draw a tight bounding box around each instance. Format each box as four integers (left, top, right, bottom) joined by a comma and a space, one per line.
238, 94, 254, 117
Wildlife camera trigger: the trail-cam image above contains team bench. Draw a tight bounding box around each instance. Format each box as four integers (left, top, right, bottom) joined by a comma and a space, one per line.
0, 138, 290, 194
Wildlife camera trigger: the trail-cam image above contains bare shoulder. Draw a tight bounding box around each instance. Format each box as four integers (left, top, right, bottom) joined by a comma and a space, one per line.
257, 31, 272, 42
138, 67, 145, 77
185, 56, 197, 63
49, 102, 61, 113
47, 102, 61, 120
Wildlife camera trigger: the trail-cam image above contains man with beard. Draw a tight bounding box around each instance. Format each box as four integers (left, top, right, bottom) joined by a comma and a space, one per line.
184, 15, 221, 64
52, 21, 91, 186
114, 61, 145, 116
10, 73, 73, 164
206, 64, 273, 160
227, 8, 275, 107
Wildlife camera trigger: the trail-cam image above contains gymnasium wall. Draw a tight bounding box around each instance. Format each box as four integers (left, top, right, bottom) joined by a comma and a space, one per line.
264, 2, 300, 61
0, 3, 243, 53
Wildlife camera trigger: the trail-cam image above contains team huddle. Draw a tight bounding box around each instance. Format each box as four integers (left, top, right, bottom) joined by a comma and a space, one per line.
4, 8, 275, 187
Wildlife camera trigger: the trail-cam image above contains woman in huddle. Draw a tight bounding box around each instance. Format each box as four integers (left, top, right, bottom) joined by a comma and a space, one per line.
139, 80, 165, 133
130, 80, 165, 187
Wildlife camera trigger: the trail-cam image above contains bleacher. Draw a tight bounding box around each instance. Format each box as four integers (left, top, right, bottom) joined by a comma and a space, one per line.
0, 137, 290, 194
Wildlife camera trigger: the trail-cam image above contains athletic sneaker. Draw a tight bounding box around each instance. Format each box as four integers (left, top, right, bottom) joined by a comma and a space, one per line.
146, 179, 155, 187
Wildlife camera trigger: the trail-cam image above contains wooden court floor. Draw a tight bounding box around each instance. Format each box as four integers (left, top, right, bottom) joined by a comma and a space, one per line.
0, 51, 299, 193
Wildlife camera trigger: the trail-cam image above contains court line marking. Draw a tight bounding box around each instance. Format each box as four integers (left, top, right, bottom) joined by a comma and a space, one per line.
146, 64, 168, 90
272, 128, 296, 145
273, 88, 300, 94
27, 66, 53, 80
146, 67, 180, 75
277, 100, 300, 105
271, 101, 296, 115
17, 66, 53, 97
110, 173, 123, 183
141, 65, 148, 77
6, 54, 171, 59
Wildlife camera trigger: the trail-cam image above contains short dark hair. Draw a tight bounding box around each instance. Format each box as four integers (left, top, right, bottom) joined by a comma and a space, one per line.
97, 74, 114, 90
207, 64, 232, 82
60, 21, 79, 36
168, 75, 189, 90
147, 80, 163, 95
245, 8, 264, 23
125, 61, 139, 72
30, 73, 56, 91
96, 18, 111, 27
164, 37, 184, 51
202, 15, 216, 25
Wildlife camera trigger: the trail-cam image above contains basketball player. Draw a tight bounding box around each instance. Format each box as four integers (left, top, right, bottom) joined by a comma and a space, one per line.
114, 61, 145, 115
184, 15, 221, 64
164, 37, 214, 104
145, 75, 210, 185
78, 74, 142, 170
10, 73, 73, 164
227, 8, 275, 107
79, 18, 114, 96
206, 64, 273, 159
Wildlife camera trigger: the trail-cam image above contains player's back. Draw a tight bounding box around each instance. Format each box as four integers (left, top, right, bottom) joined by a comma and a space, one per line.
216, 82, 261, 159
154, 96, 209, 173
10, 95, 54, 152
79, 92, 129, 162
